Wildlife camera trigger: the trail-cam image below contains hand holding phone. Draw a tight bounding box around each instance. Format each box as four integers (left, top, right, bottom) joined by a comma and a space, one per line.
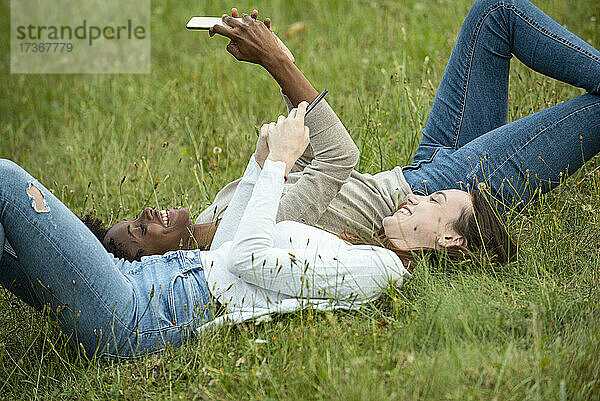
187, 13, 295, 65
186, 16, 242, 30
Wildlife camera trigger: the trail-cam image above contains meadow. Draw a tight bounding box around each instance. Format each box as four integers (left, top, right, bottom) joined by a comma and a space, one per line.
1, 0, 599, 399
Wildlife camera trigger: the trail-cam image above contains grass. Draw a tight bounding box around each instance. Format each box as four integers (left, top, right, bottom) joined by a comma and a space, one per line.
1, 0, 599, 399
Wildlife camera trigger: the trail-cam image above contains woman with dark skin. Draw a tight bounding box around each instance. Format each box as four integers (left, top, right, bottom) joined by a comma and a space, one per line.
99, 208, 202, 260
100, 8, 323, 259
2, 0, 599, 359
1, 101, 417, 358
101, 0, 600, 264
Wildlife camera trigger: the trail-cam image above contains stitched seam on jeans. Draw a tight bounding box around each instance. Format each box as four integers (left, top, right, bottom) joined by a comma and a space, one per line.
3, 242, 17, 258
454, 2, 600, 149
505, 4, 600, 64
482, 100, 600, 181
453, 2, 507, 149
0, 195, 131, 329
169, 273, 199, 327
102, 320, 203, 359
403, 147, 442, 171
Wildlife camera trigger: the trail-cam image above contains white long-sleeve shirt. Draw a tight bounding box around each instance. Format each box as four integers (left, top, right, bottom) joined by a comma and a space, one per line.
199, 156, 409, 329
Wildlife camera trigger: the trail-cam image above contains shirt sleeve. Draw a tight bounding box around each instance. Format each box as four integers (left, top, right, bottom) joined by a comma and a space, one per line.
227, 159, 407, 301
210, 155, 261, 250
197, 93, 361, 229
276, 93, 360, 226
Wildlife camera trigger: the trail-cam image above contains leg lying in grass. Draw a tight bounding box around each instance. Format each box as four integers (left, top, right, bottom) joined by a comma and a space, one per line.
401, 0, 600, 210
0, 159, 213, 358
100, 0, 599, 264
0, 105, 411, 358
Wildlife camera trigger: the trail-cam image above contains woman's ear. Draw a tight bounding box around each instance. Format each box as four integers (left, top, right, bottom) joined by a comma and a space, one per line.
437, 232, 466, 248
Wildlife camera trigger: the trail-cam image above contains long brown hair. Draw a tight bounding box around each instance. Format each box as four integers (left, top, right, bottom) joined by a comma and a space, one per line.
339, 189, 516, 267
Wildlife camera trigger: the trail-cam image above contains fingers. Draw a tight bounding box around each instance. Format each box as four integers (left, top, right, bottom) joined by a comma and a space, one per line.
277, 115, 286, 125
222, 14, 242, 28
209, 23, 234, 38
286, 101, 308, 122
260, 124, 271, 147
260, 123, 270, 137
268, 122, 277, 138
230, 8, 269, 31
296, 101, 308, 120
234, 7, 268, 31
241, 13, 253, 24
234, 8, 258, 21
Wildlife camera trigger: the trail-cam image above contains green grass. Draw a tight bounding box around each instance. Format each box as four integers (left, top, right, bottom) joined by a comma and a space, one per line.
1, 0, 600, 399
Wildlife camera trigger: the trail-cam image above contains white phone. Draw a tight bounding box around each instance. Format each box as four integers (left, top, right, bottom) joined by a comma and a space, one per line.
186, 16, 242, 30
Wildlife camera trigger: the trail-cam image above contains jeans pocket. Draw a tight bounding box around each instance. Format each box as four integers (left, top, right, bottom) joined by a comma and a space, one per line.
168, 272, 201, 326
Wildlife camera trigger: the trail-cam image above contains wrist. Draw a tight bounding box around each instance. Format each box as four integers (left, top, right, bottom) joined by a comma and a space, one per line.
265, 155, 292, 176
253, 153, 265, 168
267, 156, 294, 181
263, 53, 294, 75
266, 153, 288, 164
264, 60, 318, 106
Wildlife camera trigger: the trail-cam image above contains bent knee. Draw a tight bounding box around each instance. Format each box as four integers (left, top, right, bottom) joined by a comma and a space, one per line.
469, 0, 514, 14
0, 159, 25, 177
0, 159, 35, 186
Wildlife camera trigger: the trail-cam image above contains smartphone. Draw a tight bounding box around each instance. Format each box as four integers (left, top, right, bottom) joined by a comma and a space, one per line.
186, 16, 242, 30
254, 90, 329, 136
306, 89, 328, 116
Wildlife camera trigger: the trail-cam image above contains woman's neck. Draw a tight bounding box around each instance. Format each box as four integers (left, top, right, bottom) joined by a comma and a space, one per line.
180, 222, 220, 250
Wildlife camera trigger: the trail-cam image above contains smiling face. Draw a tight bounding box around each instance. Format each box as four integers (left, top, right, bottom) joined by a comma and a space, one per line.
382, 190, 473, 251
103, 207, 193, 260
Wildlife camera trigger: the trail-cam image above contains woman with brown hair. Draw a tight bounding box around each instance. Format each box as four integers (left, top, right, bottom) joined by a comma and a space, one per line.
2, 0, 599, 359
102, 0, 598, 265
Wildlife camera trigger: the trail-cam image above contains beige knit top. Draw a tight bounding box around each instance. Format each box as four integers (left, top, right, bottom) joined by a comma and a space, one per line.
196, 94, 411, 235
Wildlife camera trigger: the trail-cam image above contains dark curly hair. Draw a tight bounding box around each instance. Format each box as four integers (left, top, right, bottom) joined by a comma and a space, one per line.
80, 215, 145, 262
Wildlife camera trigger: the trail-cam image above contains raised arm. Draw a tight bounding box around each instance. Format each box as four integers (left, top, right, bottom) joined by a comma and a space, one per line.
276, 97, 359, 225
208, 155, 260, 250
210, 119, 274, 250
210, 11, 359, 227
225, 102, 310, 259
210, 12, 318, 106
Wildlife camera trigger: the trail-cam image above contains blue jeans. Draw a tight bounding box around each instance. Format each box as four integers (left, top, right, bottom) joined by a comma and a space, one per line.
402, 0, 600, 210
0, 159, 213, 359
